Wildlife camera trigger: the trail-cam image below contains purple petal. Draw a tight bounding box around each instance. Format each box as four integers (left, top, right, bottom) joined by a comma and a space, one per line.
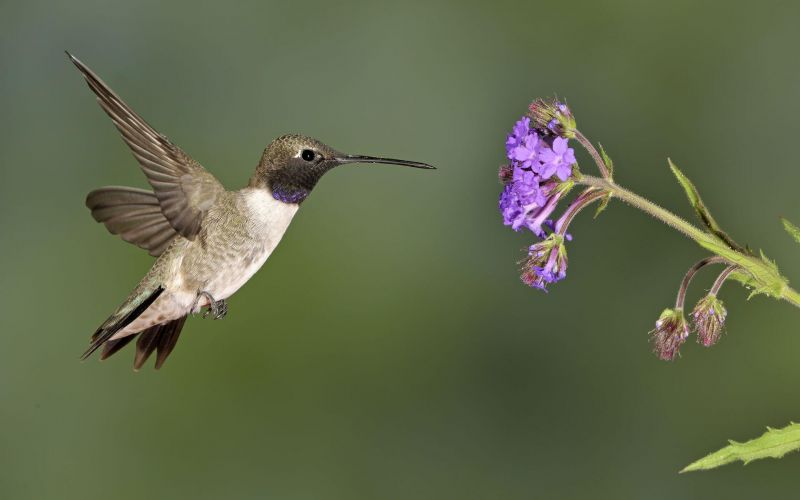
552, 137, 567, 155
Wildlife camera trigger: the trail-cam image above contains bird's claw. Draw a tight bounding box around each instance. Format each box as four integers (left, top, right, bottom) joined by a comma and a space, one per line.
195, 291, 228, 320
203, 299, 228, 320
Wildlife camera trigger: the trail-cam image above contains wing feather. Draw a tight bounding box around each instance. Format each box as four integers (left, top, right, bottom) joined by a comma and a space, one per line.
68, 52, 224, 239
86, 186, 179, 257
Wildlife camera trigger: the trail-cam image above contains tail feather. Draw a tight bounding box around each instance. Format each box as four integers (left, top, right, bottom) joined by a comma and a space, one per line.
133, 316, 188, 370
134, 326, 161, 370
100, 335, 136, 360
155, 316, 187, 369
85, 286, 189, 370
82, 286, 164, 360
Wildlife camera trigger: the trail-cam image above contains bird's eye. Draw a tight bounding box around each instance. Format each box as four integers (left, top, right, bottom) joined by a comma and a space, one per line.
301, 149, 316, 162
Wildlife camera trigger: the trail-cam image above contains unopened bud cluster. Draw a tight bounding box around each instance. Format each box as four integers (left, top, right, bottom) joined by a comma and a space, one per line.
528, 98, 577, 139
650, 309, 691, 361
691, 295, 727, 348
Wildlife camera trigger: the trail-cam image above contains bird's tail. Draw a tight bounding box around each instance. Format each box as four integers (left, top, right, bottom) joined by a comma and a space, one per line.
81, 286, 164, 361
83, 286, 190, 370
98, 315, 188, 370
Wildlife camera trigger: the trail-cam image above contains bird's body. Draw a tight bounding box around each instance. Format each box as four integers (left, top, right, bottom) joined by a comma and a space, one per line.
69, 52, 433, 369
109, 188, 298, 341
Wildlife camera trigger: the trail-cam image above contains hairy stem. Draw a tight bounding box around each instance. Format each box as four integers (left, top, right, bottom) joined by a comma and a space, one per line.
578, 175, 709, 242
784, 287, 800, 308
710, 265, 738, 296
555, 188, 607, 235
576, 174, 800, 310
575, 130, 610, 179
675, 257, 726, 309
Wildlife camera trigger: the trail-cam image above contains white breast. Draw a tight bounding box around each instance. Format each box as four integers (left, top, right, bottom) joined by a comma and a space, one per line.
205, 189, 299, 301
244, 188, 300, 236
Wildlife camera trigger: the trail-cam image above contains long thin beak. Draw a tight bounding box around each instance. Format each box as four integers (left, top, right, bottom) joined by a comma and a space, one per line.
335, 154, 435, 169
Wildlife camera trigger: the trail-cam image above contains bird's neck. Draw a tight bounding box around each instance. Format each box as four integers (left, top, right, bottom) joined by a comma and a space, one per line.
240, 187, 301, 228
269, 182, 310, 204
249, 164, 316, 205
248, 173, 310, 205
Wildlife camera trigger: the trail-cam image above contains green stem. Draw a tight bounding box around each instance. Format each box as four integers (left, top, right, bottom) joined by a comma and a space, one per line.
579, 174, 708, 242
577, 174, 800, 309
784, 286, 800, 308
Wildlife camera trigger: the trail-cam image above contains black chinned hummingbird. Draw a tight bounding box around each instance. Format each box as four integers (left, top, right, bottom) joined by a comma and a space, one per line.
68, 52, 434, 370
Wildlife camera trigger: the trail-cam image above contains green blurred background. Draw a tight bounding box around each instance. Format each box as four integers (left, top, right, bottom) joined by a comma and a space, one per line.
2, 0, 800, 498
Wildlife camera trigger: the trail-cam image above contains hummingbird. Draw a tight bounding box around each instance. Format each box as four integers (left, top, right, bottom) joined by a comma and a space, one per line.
68, 52, 434, 370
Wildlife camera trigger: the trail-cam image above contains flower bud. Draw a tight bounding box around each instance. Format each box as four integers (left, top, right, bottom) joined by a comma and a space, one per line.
650, 308, 689, 361
520, 234, 567, 291
498, 164, 513, 184
528, 98, 577, 139
692, 295, 727, 347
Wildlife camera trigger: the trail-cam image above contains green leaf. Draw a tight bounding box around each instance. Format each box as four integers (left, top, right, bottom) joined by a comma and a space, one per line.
593, 192, 612, 219
668, 159, 743, 252
781, 217, 800, 245
598, 143, 614, 179
694, 236, 788, 300
682, 422, 800, 472
728, 268, 756, 288
727, 269, 764, 300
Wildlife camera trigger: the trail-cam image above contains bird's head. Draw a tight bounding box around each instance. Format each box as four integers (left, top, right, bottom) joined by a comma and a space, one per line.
250, 134, 434, 204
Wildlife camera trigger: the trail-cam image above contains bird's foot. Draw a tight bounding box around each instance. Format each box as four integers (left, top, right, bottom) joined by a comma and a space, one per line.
204, 299, 227, 319
194, 291, 228, 320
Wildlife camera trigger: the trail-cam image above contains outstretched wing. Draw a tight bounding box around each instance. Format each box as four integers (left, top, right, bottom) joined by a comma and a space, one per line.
86, 186, 178, 257
68, 52, 224, 240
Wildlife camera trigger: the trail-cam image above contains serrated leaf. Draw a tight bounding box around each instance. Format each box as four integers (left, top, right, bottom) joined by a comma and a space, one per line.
598, 143, 614, 179
682, 422, 800, 472
782, 218, 800, 245
759, 249, 779, 270
668, 159, 743, 252
741, 250, 787, 299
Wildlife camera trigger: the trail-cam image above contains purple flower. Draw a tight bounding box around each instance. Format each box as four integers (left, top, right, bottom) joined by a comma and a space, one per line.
506, 117, 531, 157
523, 187, 562, 237
499, 166, 547, 231
650, 309, 689, 361
520, 235, 568, 291
499, 113, 579, 249
499, 185, 526, 230
499, 109, 586, 293
511, 133, 541, 170
539, 137, 576, 181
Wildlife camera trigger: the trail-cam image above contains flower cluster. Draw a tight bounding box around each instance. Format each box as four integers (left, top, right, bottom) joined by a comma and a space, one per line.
649, 258, 734, 360
650, 294, 729, 360
520, 234, 568, 291
499, 97, 798, 368
500, 114, 578, 236
498, 101, 583, 291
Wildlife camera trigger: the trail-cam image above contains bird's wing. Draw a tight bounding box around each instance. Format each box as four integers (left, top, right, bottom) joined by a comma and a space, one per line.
68, 52, 224, 240
86, 186, 178, 257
